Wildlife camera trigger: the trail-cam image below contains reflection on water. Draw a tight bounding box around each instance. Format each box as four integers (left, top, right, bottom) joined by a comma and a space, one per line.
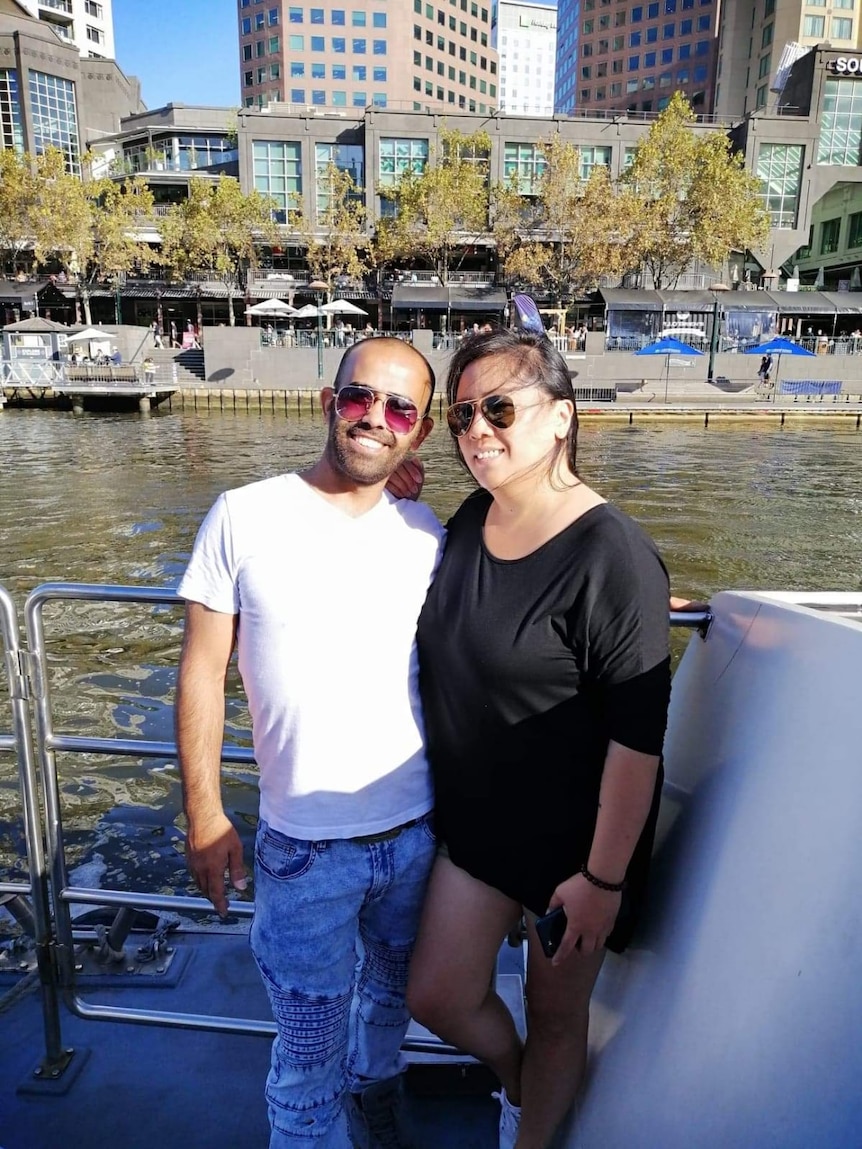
1, 409, 860, 903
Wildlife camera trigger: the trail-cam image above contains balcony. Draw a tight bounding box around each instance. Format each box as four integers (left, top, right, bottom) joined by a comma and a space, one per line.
39, 0, 73, 13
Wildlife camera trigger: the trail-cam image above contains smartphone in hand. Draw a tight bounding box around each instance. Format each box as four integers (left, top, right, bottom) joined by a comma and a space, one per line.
534, 905, 567, 959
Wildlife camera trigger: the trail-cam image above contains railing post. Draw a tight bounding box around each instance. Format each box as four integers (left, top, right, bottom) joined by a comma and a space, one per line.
0, 587, 70, 1077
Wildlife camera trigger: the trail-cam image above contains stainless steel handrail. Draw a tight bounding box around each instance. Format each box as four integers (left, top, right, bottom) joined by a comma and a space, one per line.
9, 580, 715, 1058
0, 585, 66, 1068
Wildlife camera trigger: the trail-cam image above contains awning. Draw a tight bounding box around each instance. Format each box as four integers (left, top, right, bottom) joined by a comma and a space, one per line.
821, 291, 862, 314
391, 284, 507, 311
764, 291, 836, 314
658, 290, 716, 311
598, 289, 663, 311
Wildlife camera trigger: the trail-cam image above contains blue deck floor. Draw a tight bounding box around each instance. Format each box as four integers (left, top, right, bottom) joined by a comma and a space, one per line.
1, 931, 502, 1149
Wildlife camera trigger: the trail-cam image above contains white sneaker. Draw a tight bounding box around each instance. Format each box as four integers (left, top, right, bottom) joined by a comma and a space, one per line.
492, 1088, 521, 1149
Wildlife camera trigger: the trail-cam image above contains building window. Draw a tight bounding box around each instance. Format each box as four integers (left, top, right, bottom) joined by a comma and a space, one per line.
373, 66, 387, 81
352, 9, 366, 23
761, 23, 772, 48
848, 210, 862, 248
243, 44, 253, 60
289, 34, 304, 49
373, 11, 387, 26
831, 17, 853, 39
353, 91, 367, 106
758, 53, 770, 78
373, 39, 387, 53
353, 65, 366, 80
311, 62, 325, 78
289, 6, 303, 21
242, 17, 252, 34
755, 142, 802, 229
0, 69, 23, 154
311, 35, 324, 49
333, 37, 346, 51
503, 141, 547, 194
254, 140, 301, 222
29, 70, 79, 174
818, 78, 862, 165
820, 217, 841, 254
579, 145, 612, 179
269, 7, 279, 25
833, 0, 853, 7
332, 9, 345, 22
310, 8, 324, 21
379, 137, 429, 187
353, 37, 366, 51
86, 25, 104, 43
290, 87, 306, 102
802, 15, 824, 36
85, 0, 102, 15
333, 63, 346, 79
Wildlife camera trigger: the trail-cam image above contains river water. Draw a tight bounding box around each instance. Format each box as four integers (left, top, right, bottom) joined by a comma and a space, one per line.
1, 409, 860, 905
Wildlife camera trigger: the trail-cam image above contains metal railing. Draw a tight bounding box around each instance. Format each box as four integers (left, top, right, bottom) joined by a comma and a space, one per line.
0, 580, 712, 1075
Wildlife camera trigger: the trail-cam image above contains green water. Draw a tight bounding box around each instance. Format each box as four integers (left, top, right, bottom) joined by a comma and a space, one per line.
0, 409, 860, 899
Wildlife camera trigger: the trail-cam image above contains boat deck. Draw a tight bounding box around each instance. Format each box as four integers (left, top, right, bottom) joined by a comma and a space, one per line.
1, 925, 522, 1149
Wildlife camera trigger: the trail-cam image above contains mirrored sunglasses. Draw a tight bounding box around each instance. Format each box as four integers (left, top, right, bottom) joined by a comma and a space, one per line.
334, 384, 420, 435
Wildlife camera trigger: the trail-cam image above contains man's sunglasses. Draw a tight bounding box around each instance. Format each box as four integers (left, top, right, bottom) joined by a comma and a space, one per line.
446, 393, 518, 437
334, 384, 420, 435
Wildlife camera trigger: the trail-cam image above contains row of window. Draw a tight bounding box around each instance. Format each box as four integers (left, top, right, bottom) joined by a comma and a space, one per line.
805, 0, 854, 7
581, 65, 708, 87
286, 7, 387, 25
287, 64, 388, 80
413, 0, 489, 23
580, 37, 710, 59
801, 15, 853, 38
280, 36, 389, 53
240, 8, 279, 33
584, 14, 711, 35
414, 49, 487, 71
581, 45, 708, 77
413, 73, 496, 95
584, 0, 712, 12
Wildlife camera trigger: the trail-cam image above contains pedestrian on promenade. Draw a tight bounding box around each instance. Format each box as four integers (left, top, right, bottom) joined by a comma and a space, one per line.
406, 327, 672, 1149
142, 356, 156, 385
758, 353, 772, 387
176, 337, 443, 1149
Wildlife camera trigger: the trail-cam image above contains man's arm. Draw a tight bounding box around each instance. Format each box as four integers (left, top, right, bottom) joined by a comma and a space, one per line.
176, 600, 245, 916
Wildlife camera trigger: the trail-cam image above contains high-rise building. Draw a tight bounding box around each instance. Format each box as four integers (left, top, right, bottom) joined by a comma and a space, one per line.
714, 0, 862, 118
494, 0, 557, 116
237, 0, 498, 115
15, 0, 114, 59
554, 0, 719, 116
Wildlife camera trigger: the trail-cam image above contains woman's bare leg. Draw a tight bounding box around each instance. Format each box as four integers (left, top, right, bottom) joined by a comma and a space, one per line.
513, 915, 606, 1149
407, 855, 525, 1100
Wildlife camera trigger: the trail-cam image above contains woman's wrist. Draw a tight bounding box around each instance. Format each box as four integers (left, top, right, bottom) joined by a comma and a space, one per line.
580, 862, 627, 893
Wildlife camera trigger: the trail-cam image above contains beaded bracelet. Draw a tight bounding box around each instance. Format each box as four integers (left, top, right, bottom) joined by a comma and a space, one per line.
581, 863, 627, 893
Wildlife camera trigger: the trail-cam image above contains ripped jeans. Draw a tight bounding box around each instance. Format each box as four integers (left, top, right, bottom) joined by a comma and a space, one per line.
250, 815, 436, 1148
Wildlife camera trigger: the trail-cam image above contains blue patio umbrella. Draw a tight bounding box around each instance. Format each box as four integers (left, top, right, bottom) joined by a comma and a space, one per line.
635, 337, 704, 403
744, 336, 816, 399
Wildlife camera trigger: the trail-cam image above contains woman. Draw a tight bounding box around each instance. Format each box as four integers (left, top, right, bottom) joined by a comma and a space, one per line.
408, 329, 672, 1149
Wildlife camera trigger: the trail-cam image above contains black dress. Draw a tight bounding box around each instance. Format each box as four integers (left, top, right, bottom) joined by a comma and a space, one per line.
417, 490, 671, 952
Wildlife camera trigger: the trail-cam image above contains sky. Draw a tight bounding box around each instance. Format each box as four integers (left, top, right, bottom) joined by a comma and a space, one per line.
113, 0, 239, 110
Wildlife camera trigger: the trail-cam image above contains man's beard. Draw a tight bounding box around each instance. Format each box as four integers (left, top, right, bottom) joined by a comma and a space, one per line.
326, 413, 416, 485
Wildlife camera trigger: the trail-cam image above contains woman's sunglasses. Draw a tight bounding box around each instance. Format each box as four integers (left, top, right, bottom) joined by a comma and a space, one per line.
334, 384, 420, 435
446, 393, 518, 437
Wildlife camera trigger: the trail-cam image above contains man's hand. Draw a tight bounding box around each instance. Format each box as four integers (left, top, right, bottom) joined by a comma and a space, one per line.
385, 456, 425, 501
186, 812, 247, 917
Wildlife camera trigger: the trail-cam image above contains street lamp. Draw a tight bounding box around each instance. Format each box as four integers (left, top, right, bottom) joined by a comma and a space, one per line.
308, 278, 328, 379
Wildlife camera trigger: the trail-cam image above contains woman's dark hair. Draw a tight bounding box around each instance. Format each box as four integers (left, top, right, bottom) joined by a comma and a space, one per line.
444, 327, 579, 476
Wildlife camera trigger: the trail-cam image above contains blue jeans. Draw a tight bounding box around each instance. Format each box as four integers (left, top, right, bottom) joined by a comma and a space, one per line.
250, 815, 436, 1148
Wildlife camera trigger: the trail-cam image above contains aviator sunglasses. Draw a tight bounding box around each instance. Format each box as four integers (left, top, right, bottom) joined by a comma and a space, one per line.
334, 384, 420, 435
445, 393, 520, 437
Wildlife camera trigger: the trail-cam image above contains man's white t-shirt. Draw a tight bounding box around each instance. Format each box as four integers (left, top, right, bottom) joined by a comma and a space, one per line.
178, 473, 445, 840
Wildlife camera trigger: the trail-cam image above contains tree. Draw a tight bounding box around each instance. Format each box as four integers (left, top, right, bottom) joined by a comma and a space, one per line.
375, 127, 492, 284
160, 176, 278, 325
293, 161, 371, 292
0, 150, 39, 274
619, 92, 770, 289
492, 134, 627, 309
29, 150, 158, 324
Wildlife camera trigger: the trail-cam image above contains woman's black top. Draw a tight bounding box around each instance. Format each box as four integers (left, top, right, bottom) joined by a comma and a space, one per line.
417, 490, 672, 952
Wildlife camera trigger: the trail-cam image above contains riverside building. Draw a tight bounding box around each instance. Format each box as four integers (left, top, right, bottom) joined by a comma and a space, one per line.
493, 0, 557, 116
237, 0, 499, 114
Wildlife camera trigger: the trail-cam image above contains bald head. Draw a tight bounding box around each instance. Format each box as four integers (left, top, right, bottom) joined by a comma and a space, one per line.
333, 337, 435, 413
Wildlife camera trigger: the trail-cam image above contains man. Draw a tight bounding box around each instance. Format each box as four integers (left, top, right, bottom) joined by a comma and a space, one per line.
176, 337, 444, 1149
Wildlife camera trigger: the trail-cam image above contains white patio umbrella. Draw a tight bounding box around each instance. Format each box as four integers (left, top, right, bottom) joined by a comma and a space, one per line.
321, 299, 368, 316
67, 327, 111, 341
246, 299, 297, 317
292, 304, 324, 319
